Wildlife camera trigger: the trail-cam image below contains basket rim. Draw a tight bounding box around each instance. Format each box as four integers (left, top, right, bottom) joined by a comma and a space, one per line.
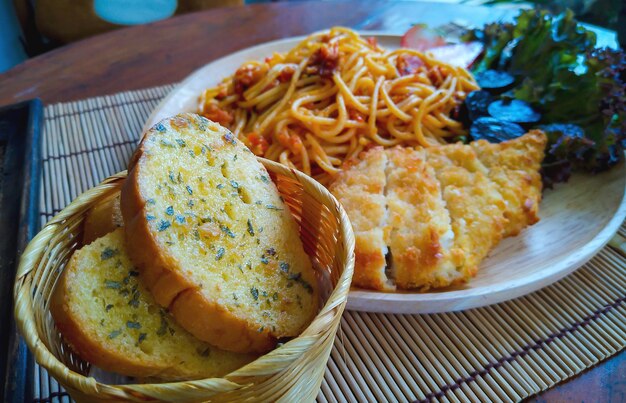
13, 161, 355, 398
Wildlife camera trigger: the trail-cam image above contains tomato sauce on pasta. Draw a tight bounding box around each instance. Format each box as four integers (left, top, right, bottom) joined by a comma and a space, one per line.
198, 27, 478, 185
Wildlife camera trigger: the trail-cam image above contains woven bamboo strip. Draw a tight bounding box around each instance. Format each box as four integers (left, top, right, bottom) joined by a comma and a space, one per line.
28, 87, 626, 402
19, 167, 354, 402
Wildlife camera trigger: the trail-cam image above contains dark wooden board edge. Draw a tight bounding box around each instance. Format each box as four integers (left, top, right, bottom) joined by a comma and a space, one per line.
0, 100, 42, 403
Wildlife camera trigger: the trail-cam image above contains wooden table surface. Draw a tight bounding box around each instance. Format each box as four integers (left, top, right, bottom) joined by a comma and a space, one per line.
1, 1, 623, 401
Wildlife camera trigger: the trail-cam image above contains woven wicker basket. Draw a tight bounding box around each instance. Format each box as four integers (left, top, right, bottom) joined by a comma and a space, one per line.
14, 158, 355, 402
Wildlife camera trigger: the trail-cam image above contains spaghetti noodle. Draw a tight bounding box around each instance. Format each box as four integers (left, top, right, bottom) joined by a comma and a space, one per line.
198, 27, 479, 185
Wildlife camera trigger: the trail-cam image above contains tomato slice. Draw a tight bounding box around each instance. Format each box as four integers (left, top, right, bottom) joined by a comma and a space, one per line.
400, 24, 446, 51
426, 42, 484, 68
401, 24, 483, 68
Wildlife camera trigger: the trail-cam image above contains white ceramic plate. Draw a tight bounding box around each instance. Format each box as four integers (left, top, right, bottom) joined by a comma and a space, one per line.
145, 34, 626, 314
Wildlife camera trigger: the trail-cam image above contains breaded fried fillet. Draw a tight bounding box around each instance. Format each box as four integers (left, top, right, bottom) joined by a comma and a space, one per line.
472, 131, 547, 236
332, 147, 467, 291
329, 147, 393, 290
385, 147, 464, 290
330, 132, 545, 292
425, 144, 507, 277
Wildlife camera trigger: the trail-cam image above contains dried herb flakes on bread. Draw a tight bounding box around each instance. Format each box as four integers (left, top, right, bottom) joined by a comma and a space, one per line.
50, 229, 255, 380
121, 113, 317, 353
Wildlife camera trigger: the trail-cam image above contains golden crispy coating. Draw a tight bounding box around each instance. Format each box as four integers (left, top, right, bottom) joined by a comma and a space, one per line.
330, 147, 388, 232
329, 147, 393, 290
472, 131, 547, 236
385, 147, 464, 290
330, 132, 546, 291
425, 144, 507, 277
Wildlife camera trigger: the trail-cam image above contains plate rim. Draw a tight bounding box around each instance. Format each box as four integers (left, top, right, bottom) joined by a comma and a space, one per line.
144, 32, 626, 314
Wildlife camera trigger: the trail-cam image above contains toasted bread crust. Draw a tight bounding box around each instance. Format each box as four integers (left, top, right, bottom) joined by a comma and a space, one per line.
169, 288, 272, 353
121, 157, 190, 307
83, 193, 123, 244
50, 230, 256, 379
50, 254, 162, 377
122, 145, 275, 353
121, 114, 315, 354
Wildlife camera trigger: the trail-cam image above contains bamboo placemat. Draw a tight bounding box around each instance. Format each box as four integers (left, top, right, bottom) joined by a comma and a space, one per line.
32, 85, 626, 403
